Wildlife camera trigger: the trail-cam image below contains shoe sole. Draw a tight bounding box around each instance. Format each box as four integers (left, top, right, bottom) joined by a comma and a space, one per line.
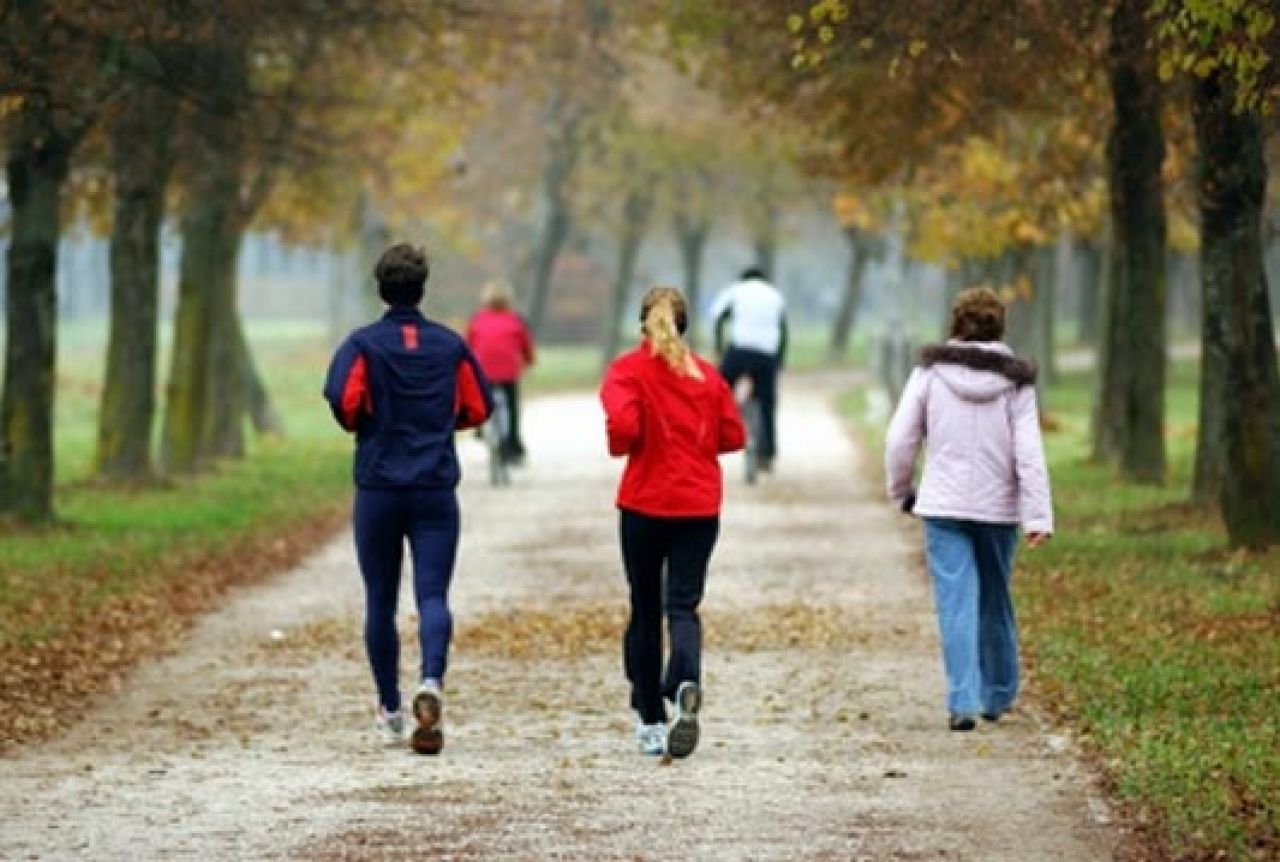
667, 682, 701, 759
410, 689, 444, 755
949, 715, 977, 732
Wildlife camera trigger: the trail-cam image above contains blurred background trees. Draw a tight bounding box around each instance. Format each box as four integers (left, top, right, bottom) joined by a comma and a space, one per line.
2, 0, 1278, 546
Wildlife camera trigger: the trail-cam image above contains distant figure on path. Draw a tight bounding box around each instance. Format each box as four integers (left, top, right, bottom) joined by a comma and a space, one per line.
710, 266, 788, 472
466, 281, 536, 464
599, 286, 745, 758
323, 243, 492, 754
883, 287, 1053, 732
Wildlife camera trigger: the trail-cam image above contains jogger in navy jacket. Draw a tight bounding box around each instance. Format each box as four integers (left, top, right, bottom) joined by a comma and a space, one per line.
323, 243, 491, 754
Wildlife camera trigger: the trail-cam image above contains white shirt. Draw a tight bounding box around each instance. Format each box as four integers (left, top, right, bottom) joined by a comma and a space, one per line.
709, 277, 786, 354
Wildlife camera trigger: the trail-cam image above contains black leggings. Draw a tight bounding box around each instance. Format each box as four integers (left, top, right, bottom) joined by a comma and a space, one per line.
618, 509, 720, 724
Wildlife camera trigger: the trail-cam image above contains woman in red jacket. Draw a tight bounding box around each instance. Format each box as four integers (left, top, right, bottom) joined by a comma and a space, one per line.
465, 282, 535, 463
599, 286, 745, 758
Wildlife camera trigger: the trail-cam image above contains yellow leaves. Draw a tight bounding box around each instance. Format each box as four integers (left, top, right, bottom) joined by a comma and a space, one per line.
787, 14, 804, 34
907, 39, 928, 58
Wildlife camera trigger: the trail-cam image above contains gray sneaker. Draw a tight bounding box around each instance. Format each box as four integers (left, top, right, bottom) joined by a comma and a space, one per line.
666, 681, 701, 759
373, 706, 406, 748
635, 722, 667, 757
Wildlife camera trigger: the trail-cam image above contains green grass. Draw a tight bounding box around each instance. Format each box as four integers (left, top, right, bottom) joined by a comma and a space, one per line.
845, 363, 1279, 861
1, 320, 353, 650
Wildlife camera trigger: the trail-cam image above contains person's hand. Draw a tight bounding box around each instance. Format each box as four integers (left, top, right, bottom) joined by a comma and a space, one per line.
1025, 532, 1051, 548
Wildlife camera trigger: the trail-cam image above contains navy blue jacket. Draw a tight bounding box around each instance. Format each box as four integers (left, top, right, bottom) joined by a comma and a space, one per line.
323, 306, 493, 489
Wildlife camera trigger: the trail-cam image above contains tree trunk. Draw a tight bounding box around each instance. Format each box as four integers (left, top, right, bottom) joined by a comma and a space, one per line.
0, 121, 72, 522
828, 227, 872, 360
1040, 241, 1060, 386
1093, 0, 1167, 482
601, 187, 653, 370
674, 210, 711, 348
526, 108, 581, 338
96, 77, 176, 481
1192, 69, 1280, 547
752, 200, 778, 279
162, 46, 246, 472
236, 315, 282, 435
1076, 236, 1103, 346
200, 227, 248, 459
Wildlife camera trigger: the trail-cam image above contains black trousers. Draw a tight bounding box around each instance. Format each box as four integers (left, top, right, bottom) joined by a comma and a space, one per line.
496, 381, 525, 457
618, 508, 720, 724
719, 346, 779, 459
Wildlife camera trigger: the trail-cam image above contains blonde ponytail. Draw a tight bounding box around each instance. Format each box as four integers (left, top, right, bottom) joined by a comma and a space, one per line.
640, 286, 701, 378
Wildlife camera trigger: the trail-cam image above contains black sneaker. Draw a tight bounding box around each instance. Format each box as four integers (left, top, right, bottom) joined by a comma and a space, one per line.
410, 681, 444, 755
949, 713, 977, 732
667, 681, 701, 758
981, 711, 1002, 723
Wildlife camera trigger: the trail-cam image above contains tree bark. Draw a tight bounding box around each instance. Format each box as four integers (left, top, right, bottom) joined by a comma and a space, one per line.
1192, 69, 1280, 547
1093, 0, 1167, 482
674, 209, 711, 349
828, 227, 873, 360
96, 76, 176, 481
161, 44, 247, 472
752, 200, 778, 279
601, 187, 653, 370
525, 98, 582, 338
1076, 236, 1103, 347
199, 226, 248, 459
0, 115, 72, 522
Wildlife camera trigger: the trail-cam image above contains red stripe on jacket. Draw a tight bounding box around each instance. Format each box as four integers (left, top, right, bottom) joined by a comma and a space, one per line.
600, 342, 745, 517
455, 358, 490, 430
401, 323, 419, 350
339, 353, 371, 430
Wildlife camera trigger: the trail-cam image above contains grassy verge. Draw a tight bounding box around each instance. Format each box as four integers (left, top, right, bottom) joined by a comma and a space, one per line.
843, 363, 1279, 861
0, 322, 357, 747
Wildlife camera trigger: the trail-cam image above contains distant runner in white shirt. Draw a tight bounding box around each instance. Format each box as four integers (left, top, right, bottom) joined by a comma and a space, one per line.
710, 267, 788, 470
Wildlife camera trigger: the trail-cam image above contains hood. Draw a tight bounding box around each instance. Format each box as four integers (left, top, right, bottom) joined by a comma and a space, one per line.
919, 341, 1037, 403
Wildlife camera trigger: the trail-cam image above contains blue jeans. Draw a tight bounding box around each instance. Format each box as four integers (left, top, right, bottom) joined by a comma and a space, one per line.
922, 518, 1020, 717
353, 487, 460, 713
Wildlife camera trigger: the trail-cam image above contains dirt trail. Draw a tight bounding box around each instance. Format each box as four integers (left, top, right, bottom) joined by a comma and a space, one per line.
0, 380, 1123, 861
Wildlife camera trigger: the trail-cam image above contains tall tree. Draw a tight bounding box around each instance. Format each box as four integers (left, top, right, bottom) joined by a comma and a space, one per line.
0, 1, 117, 520
1092, 0, 1167, 482
96, 54, 178, 481
1189, 60, 1280, 547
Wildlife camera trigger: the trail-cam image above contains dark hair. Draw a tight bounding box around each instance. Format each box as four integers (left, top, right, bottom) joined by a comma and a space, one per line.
374, 243, 429, 306
949, 286, 1006, 342
740, 266, 766, 281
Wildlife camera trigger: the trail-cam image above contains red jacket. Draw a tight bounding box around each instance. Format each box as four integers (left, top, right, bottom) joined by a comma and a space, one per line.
466, 308, 534, 384
600, 341, 746, 517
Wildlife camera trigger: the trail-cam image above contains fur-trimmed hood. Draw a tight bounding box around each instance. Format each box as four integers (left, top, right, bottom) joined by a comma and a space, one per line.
918, 341, 1037, 402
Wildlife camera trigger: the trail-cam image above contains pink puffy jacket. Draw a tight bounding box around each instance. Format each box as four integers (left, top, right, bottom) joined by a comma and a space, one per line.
884, 341, 1053, 534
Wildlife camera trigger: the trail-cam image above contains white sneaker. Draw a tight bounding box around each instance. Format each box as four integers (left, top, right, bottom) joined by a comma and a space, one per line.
373, 706, 406, 748
636, 722, 667, 757
667, 681, 701, 759
410, 680, 444, 755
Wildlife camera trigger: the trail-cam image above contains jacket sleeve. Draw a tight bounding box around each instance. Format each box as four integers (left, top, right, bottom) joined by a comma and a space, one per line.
455, 347, 493, 431
600, 361, 641, 456
883, 368, 927, 508
1011, 385, 1054, 534
716, 375, 746, 454
322, 337, 371, 432
519, 316, 535, 366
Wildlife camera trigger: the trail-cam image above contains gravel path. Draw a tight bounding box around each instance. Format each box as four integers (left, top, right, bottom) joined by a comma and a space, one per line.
0, 381, 1123, 861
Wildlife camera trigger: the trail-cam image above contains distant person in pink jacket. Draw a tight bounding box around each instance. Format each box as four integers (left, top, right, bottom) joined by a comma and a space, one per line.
884, 287, 1053, 732
466, 282, 535, 464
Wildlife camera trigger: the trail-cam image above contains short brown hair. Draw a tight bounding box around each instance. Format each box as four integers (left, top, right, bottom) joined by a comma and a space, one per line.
949, 286, 1005, 342
374, 243, 429, 306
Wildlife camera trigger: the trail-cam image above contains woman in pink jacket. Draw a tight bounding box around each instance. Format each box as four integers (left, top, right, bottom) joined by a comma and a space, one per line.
884, 287, 1053, 731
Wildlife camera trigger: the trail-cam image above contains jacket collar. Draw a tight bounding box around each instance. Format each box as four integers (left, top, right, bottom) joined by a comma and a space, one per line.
382, 305, 425, 322
919, 341, 1038, 386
